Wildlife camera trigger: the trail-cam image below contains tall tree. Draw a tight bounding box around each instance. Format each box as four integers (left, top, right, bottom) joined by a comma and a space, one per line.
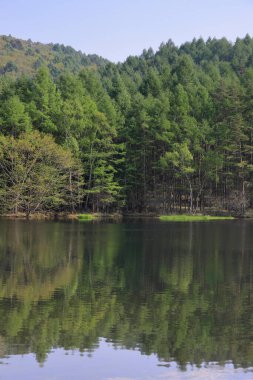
0, 131, 83, 216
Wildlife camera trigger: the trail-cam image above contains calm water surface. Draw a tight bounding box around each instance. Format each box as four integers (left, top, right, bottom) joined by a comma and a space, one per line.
0, 218, 253, 379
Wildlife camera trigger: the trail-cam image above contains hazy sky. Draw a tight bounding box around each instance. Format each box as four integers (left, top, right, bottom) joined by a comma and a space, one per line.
1, 0, 253, 62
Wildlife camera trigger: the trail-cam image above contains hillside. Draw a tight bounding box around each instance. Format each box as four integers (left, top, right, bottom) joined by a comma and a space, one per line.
0, 35, 109, 77
1, 35, 253, 215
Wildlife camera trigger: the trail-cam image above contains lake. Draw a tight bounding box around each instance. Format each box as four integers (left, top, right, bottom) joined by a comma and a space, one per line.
0, 218, 253, 379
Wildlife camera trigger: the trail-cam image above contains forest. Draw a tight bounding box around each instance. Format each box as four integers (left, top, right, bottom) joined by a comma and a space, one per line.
1, 35, 253, 215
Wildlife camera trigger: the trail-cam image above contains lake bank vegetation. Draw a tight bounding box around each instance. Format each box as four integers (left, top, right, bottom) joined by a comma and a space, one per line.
159, 214, 235, 222
1, 36, 253, 216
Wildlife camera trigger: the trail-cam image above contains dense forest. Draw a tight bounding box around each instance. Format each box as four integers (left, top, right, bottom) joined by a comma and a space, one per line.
1, 35, 253, 215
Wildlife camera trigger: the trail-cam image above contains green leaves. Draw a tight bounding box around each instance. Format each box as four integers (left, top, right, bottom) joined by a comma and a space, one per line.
1, 36, 253, 213
161, 143, 194, 176
0, 131, 83, 215
0, 95, 31, 135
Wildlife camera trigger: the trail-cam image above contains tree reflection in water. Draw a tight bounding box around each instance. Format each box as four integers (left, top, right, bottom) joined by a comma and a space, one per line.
0, 219, 252, 369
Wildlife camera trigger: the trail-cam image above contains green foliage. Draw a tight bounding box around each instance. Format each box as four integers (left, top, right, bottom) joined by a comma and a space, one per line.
160, 142, 194, 176
0, 35, 108, 77
0, 131, 83, 215
77, 213, 94, 220
0, 95, 31, 135
159, 214, 234, 221
1, 35, 253, 213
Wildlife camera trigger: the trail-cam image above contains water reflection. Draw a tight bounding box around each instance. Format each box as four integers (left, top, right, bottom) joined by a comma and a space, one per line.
0, 219, 253, 370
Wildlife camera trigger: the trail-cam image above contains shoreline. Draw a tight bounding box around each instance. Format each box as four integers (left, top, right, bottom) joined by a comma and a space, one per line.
0, 212, 123, 221
0, 210, 250, 221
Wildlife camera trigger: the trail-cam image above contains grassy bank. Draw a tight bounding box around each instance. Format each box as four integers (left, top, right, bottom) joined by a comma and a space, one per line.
0, 212, 235, 222
77, 213, 123, 221
0, 212, 123, 221
77, 213, 95, 221
159, 214, 235, 222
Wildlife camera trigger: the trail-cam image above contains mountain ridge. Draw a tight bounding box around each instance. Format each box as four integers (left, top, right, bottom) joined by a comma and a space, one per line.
0, 34, 109, 77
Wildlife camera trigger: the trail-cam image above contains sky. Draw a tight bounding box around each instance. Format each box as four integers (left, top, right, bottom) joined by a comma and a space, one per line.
0, 0, 253, 62
1, 344, 252, 380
